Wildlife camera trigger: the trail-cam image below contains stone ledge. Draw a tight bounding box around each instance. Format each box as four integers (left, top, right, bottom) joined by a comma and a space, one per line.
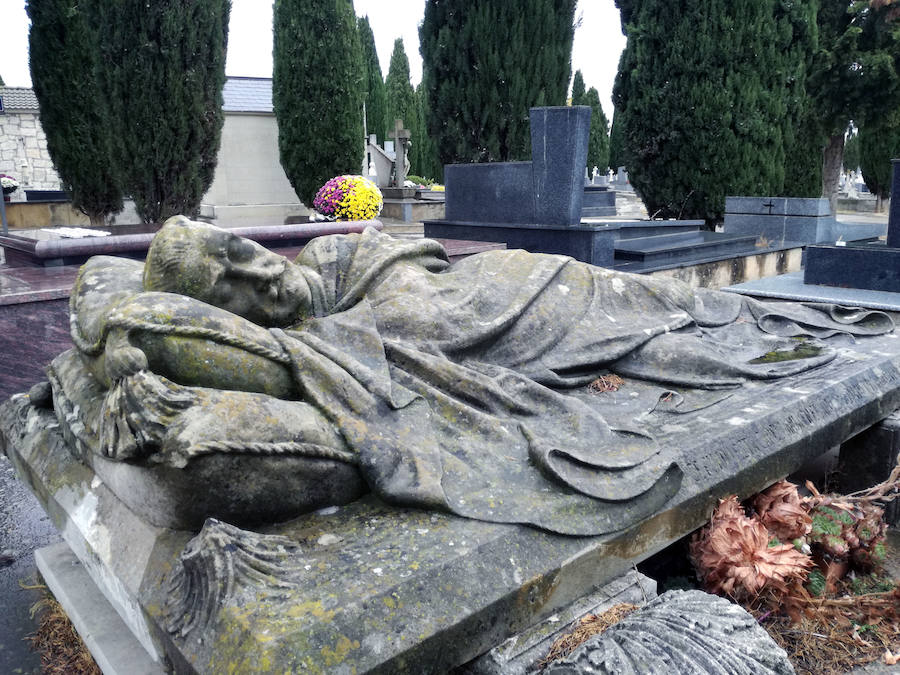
35, 542, 165, 675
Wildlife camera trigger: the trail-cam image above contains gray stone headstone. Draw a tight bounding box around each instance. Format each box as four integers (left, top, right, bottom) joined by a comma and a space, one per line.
390, 119, 411, 188
443, 106, 590, 227
530, 106, 591, 225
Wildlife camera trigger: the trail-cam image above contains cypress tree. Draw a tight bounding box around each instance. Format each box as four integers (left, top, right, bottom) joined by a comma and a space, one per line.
385, 38, 417, 157
95, 0, 229, 224
859, 112, 900, 210
777, 0, 823, 198
414, 81, 442, 181
571, 70, 586, 105
359, 16, 387, 144
0, 74, 4, 86
583, 87, 609, 174
608, 108, 623, 172
420, 0, 577, 165
613, 0, 789, 223
27, 0, 123, 227
273, 0, 364, 207
810, 1, 900, 206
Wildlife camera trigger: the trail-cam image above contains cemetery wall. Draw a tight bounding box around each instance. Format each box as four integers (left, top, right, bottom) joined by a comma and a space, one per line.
0, 110, 62, 198
202, 113, 302, 208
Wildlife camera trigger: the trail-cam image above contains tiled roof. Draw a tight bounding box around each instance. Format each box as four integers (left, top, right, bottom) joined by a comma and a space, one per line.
0, 80, 272, 114
0, 87, 40, 111
222, 77, 273, 113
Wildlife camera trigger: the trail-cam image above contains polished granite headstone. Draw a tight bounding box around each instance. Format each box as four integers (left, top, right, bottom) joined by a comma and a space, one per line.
804, 159, 900, 292
4, 328, 900, 672
427, 106, 627, 265
429, 107, 746, 269
440, 107, 590, 227
724, 196, 838, 244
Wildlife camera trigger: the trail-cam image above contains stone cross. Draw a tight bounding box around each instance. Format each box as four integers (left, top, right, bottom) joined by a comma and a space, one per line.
391, 119, 411, 188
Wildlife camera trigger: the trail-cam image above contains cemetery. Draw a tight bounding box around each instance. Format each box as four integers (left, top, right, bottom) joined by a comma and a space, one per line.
1, 1, 900, 674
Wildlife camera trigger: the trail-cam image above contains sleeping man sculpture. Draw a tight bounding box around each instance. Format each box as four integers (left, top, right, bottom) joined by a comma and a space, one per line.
52, 216, 893, 535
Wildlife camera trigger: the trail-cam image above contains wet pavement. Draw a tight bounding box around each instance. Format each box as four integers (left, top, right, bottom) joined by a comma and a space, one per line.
0, 451, 61, 674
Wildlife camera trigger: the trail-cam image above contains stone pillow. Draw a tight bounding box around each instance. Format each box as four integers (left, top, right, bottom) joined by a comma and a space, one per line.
69, 255, 293, 396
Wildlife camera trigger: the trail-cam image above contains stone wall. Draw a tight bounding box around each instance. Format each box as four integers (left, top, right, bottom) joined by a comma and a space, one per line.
203, 113, 301, 208
0, 111, 62, 199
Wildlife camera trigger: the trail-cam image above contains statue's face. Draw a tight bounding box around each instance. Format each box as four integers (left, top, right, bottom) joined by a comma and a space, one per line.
194, 227, 312, 327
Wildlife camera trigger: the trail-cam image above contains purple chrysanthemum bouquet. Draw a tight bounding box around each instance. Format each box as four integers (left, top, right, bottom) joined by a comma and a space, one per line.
312, 175, 383, 221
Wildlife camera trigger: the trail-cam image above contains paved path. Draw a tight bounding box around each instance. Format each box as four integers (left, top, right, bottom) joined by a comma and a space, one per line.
0, 452, 61, 674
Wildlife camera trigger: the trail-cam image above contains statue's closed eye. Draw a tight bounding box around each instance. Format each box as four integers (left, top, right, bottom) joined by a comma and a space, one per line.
227, 237, 256, 263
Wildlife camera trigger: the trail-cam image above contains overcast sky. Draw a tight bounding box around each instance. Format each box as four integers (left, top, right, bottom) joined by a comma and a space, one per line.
0, 0, 625, 119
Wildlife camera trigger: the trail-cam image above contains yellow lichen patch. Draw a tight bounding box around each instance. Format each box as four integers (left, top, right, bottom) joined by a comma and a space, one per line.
320, 635, 360, 666
285, 600, 336, 622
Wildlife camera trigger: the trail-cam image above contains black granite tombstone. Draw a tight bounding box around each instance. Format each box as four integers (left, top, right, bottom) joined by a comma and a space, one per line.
889, 159, 900, 249
426, 106, 624, 266
804, 159, 900, 292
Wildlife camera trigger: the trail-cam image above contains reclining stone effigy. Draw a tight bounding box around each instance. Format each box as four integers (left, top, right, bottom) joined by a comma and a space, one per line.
49, 216, 894, 535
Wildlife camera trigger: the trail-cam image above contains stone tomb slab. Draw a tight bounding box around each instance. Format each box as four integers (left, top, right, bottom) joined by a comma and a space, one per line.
724, 271, 900, 312
424, 219, 618, 267
3, 331, 900, 673
723, 196, 836, 244
0, 220, 384, 268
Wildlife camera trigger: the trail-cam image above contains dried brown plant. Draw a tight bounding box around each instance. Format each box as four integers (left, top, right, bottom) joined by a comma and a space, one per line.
690, 496, 813, 601
753, 480, 813, 543
538, 603, 638, 669
24, 581, 100, 675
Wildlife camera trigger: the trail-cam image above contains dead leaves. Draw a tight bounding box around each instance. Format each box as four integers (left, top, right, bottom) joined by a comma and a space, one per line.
694, 474, 897, 606
690, 495, 812, 602
25, 580, 101, 675
538, 603, 638, 668
806, 481, 888, 573
587, 374, 624, 393
753, 479, 813, 543
693, 478, 900, 673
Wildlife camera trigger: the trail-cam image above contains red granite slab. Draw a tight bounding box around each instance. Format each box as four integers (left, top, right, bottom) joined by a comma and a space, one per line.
0, 298, 72, 399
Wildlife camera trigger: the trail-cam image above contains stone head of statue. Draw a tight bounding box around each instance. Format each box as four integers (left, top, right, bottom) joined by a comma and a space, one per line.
143, 216, 313, 327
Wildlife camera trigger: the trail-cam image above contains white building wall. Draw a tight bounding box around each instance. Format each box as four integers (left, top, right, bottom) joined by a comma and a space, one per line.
203, 113, 302, 207
0, 111, 62, 198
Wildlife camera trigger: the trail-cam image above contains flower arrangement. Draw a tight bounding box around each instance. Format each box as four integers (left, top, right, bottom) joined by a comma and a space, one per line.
312, 175, 383, 221
1, 174, 19, 194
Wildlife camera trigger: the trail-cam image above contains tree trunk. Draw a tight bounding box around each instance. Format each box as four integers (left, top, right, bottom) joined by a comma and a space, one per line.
88, 213, 106, 229
822, 132, 845, 215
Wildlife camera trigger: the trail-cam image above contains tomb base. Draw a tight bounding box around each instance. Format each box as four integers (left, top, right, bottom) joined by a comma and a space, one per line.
4, 327, 900, 672
423, 219, 618, 266
804, 243, 900, 293
380, 197, 445, 223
